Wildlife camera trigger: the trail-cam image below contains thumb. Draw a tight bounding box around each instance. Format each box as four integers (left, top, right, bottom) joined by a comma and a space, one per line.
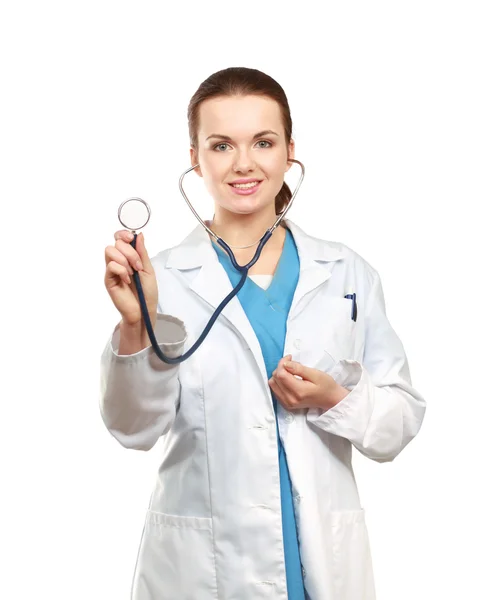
135, 232, 153, 272
283, 360, 317, 382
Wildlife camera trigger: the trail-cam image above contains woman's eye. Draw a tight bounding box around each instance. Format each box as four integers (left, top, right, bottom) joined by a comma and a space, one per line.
213, 141, 271, 151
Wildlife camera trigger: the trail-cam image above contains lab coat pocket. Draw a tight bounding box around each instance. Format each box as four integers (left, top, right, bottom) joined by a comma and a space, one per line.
330, 509, 376, 600
132, 511, 217, 600
323, 297, 357, 362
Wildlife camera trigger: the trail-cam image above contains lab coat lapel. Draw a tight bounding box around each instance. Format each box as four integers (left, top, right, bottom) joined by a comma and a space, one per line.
284, 220, 345, 320
165, 222, 269, 382
189, 259, 268, 378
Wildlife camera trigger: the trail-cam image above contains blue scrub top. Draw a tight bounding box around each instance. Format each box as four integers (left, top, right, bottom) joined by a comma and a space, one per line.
212, 227, 306, 599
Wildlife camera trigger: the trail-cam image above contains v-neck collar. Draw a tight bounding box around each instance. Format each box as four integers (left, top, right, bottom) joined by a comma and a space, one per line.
211, 227, 290, 297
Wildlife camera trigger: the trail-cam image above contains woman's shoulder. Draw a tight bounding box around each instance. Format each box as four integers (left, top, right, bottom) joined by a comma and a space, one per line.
286, 219, 379, 283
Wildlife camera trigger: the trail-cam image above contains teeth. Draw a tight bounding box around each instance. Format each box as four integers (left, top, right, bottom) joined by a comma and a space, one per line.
232, 181, 259, 189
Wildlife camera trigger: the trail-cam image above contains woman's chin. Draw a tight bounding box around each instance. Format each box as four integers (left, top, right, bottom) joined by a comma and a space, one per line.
224, 202, 269, 216
220, 193, 277, 215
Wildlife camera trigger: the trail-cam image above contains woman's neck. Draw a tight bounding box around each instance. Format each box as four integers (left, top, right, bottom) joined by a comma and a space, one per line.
209, 209, 285, 249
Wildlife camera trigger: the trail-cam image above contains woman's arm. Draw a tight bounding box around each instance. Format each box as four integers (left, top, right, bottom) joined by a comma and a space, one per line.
99, 312, 187, 451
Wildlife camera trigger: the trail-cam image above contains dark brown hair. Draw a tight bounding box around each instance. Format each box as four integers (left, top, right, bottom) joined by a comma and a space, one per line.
188, 67, 293, 215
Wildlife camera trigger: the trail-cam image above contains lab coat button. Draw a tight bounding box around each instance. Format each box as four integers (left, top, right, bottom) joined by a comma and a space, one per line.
302, 567, 306, 578
285, 414, 294, 424
294, 338, 301, 349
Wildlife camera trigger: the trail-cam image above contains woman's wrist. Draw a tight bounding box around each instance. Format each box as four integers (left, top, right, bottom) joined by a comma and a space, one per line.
118, 319, 155, 354
321, 385, 350, 410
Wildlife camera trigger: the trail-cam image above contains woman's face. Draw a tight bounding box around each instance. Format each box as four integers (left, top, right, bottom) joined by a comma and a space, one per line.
191, 94, 294, 217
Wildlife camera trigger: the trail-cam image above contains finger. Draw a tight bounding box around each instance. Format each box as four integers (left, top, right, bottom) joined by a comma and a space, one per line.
283, 360, 315, 383
275, 366, 314, 403
104, 245, 134, 276
106, 260, 132, 285
272, 376, 301, 409
274, 375, 298, 399
115, 238, 143, 272
114, 230, 135, 243
270, 372, 292, 397
269, 377, 289, 408
274, 364, 299, 389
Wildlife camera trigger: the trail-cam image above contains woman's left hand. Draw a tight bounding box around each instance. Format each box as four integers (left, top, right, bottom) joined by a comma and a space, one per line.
269, 355, 350, 411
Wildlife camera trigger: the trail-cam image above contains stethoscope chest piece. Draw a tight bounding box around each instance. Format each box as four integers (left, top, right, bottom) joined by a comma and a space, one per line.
118, 197, 151, 234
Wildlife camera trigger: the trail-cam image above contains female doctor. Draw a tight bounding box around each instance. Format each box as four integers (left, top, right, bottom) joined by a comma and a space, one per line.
100, 67, 426, 600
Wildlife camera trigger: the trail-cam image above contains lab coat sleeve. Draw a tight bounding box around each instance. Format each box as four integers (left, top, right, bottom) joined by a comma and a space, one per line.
307, 269, 426, 462
99, 312, 187, 451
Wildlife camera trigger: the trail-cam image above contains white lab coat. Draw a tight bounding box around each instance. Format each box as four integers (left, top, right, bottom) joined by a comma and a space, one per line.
100, 218, 426, 600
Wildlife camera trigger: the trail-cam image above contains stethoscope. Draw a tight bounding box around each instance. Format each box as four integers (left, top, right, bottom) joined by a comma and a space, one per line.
117, 158, 305, 364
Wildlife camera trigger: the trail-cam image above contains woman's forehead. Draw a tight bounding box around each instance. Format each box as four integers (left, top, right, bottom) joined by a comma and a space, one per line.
198, 95, 284, 139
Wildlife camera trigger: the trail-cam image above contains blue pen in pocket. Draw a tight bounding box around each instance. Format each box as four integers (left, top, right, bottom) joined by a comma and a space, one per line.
344, 290, 357, 322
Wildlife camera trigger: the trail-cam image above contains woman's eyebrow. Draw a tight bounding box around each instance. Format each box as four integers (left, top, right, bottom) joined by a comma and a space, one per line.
205, 130, 279, 142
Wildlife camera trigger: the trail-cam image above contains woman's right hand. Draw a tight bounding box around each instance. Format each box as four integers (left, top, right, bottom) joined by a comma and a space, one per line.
104, 230, 158, 329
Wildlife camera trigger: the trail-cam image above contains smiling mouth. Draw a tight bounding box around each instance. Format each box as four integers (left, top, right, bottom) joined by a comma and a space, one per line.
229, 181, 262, 189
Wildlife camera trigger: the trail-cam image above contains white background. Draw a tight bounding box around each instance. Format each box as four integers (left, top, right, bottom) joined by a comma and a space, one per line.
1, 1, 498, 598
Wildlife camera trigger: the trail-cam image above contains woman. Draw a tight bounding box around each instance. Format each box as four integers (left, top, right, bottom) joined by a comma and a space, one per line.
101, 67, 426, 600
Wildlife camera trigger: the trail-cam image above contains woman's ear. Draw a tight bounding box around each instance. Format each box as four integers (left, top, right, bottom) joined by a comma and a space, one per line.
190, 148, 202, 177
285, 139, 296, 172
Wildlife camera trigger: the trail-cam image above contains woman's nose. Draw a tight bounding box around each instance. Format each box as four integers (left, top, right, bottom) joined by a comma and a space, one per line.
232, 149, 256, 173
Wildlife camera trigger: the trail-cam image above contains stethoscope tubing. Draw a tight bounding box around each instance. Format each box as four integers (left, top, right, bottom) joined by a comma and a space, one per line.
130, 159, 305, 364
130, 229, 271, 364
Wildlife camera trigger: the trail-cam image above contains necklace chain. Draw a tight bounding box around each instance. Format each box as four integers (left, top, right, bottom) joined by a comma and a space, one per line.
218, 238, 260, 250
209, 219, 284, 249
211, 221, 290, 314
210, 229, 261, 250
